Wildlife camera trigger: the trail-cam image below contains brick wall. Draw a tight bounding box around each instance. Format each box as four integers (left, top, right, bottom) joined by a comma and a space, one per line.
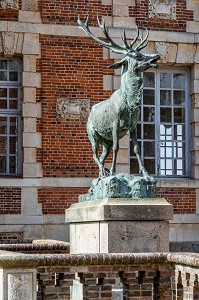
157, 188, 196, 214
38, 187, 196, 215
135, 0, 193, 31
41, 0, 112, 25
0, 0, 21, 21
0, 232, 23, 243
39, 35, 113, 178
0, 187, 21, 214
40, 0, 193, 31
37, 263, 174, 300
38, 187, 88, 214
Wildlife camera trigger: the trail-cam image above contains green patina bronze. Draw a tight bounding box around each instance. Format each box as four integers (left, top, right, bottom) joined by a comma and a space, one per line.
78, 16, 160, 200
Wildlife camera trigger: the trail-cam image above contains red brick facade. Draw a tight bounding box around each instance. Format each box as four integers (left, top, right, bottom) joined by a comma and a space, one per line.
0, 188, 21, 214
0, 0, 198, 244
157, 188, 196, 214
135, 0, 193, 31
39, 35, 113, 177
38, 187, 88, 214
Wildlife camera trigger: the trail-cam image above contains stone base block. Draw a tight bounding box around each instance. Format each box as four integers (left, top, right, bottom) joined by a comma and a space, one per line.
65, 198, 173, 254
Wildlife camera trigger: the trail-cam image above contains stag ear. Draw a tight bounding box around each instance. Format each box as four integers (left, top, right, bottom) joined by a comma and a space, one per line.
108, 57, 127, 69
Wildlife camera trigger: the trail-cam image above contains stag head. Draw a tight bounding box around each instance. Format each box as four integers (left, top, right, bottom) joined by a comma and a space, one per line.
77, 15, 160, 74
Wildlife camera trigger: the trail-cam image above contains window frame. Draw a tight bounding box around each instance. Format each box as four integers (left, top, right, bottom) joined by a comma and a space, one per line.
0, 58, 22, 177
130, 67, 190, 179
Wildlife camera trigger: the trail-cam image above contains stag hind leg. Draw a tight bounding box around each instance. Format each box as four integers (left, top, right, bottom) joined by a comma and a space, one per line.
131, 128, 151, 181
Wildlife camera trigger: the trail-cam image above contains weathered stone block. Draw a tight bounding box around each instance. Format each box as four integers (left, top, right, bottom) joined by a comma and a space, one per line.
23, 132, 42, 148
22, 33, 40, 55
22, 103, 37, 118
117, 148, 129, 164
113, 17, 136, 28
113, 75, 121, 89
24, 148, 36, 163
23, 55, 37, 72
23, 163, 43, 178
22, 72, 41, 88
113, 5, 129, 17
187, 21, 199, 33
176, 43, 196, 64
23, 118, 37, 133
113, 0, 134, 5
23, 87, 36, 103
103, 75, 113, 90
19, 11, 41, 23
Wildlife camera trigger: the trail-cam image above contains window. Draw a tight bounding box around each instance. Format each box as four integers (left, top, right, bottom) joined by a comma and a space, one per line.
130, 69, 189, 178
0, 59, 22, 176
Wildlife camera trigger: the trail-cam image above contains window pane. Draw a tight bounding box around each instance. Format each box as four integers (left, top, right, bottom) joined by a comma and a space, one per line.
144, 107, 155, 122
9, 60, 20, 70
160, 90, 171, 106
10, 137, 17, 154
143, 89, 155, 105
130, 158, 139, 174
143, 72, 155, 87
174, 125, 185, 141
174, 90, 185, 106
160, 108, 172, 122
0, 156, 6, 173
0, 88, 7, 98
0, 136, 6, 154
160, 73, 171, 88
10, 117, 18, 134
9, 156, 16, 174
173, 73, 185, 89
0, 117, 7, 134
137, 124, 141, 139
144, 124, 155, 139
174, 108, 185, 123
144, 141, 155, 157
0, 99, 7, 109
144, 159, 155, 174
9, 72, 18, 81
0, 71, 7, 81
0, 60, 7, 70
9, 100, 18, 110
9, 88, 18, 98
160, 125, 172, 140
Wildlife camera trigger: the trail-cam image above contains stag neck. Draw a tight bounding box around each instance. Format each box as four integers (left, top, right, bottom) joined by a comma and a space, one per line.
120, 71, 143, 109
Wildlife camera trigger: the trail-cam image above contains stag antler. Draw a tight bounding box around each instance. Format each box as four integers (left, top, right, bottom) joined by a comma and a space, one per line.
77, 15, 149, 54
78, 15, 129, 54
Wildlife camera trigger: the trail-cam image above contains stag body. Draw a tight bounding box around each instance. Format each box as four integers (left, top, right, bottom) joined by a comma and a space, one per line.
78, 16, 160, 177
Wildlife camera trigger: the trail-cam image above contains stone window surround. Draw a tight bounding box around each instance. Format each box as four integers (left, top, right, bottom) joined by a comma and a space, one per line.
0, 31, 42, 180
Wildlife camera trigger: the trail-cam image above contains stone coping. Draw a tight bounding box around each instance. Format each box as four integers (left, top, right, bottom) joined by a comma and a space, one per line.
0, 252, 168, 268
167, 252, 199, 267
0, 240, 70, 253
0, 252, 198, 268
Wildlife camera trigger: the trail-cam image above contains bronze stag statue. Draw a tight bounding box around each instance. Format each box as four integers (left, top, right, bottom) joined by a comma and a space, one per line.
78, 16, 160, 179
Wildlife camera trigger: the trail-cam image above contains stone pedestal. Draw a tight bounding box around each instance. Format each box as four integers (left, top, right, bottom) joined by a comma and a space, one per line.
65, 198, 173, 254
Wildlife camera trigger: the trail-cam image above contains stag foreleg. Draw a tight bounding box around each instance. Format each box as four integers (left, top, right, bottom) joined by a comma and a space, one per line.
88, 124, 107, 177
110, 121, 119, 176
131, 128, 150, 181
